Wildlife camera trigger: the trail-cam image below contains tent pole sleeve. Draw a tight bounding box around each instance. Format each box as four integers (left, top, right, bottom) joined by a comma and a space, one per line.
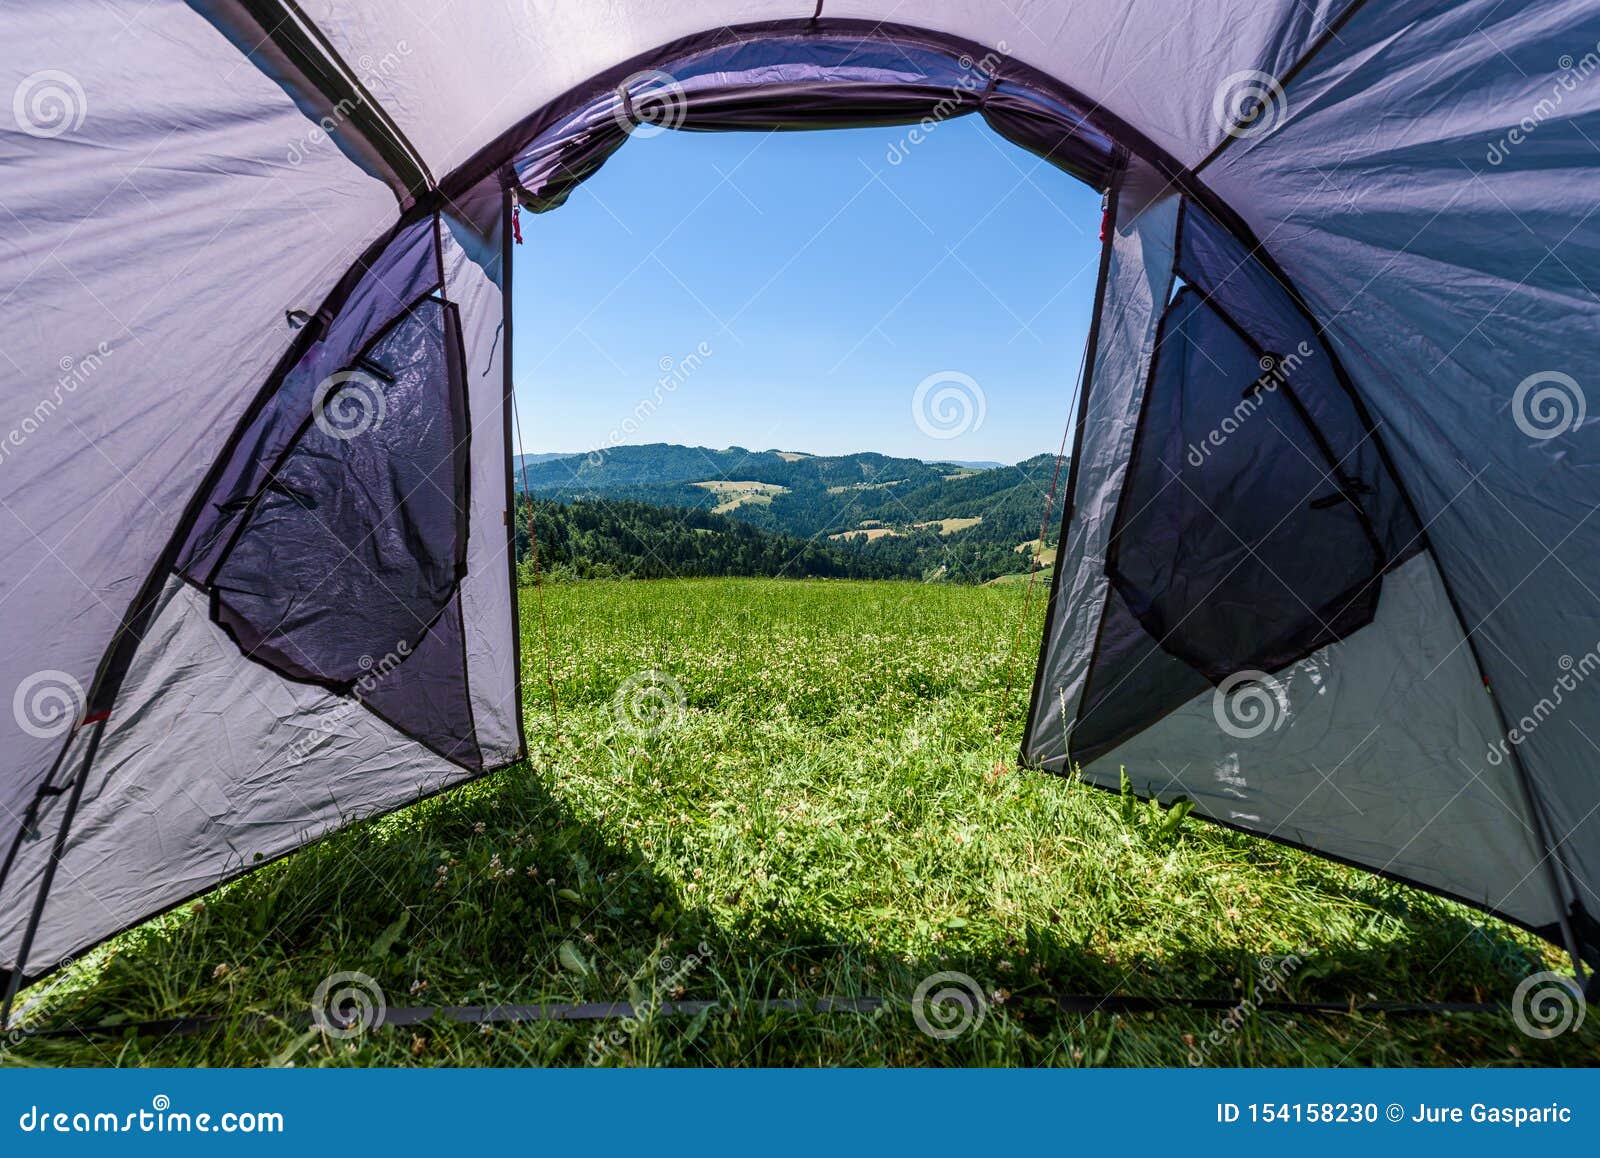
244, 0, 431, 197
1191, 0, 1375, 174
501, 176, 527, 760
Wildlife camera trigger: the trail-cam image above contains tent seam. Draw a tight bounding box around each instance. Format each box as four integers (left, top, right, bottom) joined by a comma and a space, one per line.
1191, 0, 1377, 175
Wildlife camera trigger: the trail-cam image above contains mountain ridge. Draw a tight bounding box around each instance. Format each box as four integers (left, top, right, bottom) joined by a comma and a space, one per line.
513, 443, 1062, 584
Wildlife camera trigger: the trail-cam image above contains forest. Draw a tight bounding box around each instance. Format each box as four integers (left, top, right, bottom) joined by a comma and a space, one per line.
512, 445, 1061, 584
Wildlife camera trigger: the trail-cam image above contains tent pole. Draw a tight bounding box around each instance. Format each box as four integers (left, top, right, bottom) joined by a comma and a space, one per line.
1503, 740, 1589, 989
0, 718, 104, 1027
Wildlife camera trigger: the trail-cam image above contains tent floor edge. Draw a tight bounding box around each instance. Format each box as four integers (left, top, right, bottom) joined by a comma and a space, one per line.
0, 747, 525, 1003
1026, 751, 1600, 976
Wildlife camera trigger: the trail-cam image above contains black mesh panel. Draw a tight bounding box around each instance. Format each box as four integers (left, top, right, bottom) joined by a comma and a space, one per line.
1176, 202, 1421, 565
357, 592, 480, 771
1070, 585, 1213, 767
211, 295, 469, 689
1105, 287, 1382, 683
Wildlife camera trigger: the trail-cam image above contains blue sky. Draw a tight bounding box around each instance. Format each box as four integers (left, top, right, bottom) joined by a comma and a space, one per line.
512, 115, 1105, 465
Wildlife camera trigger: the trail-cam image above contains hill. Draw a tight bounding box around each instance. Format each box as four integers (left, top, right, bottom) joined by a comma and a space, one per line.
514, 452, 580, 470
513, 496, 915, 582
514, 444, 1063, 583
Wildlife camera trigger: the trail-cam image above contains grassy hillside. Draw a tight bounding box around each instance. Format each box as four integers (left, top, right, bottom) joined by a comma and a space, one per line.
517, 444, 1062, 583
8, 580, 1592, 1067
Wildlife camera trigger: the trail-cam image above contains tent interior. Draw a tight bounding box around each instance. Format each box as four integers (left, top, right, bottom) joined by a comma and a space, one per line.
3, 4, 1598, 1013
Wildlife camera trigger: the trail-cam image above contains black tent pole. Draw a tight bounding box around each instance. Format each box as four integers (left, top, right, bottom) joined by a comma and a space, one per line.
1505, 748, 1590, 991
0, 719, 104, 1027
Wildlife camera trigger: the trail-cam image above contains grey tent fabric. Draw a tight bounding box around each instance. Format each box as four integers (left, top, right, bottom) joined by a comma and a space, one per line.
1069, 552, 1560, 936
0, 0, 396, 856
441, 205, 522, 768
4, 0, 1600, 987
0, 578, 471, 972
1201, 0, 1600, 957
1027, 160, 1181, 759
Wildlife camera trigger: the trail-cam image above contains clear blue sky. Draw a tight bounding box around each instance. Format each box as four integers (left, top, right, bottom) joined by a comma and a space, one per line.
512, 115, 1105, 465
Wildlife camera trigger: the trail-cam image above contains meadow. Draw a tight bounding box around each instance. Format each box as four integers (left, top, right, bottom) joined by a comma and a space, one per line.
7, 578, 1596, 1066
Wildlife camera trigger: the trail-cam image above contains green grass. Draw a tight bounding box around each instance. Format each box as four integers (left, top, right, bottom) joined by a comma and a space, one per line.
6, 578, 1596, 1067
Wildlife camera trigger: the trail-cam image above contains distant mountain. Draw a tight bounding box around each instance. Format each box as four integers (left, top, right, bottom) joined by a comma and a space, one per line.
513, 452, 581, 471
512, 443, 1063, 584
928, 459, 1007, 470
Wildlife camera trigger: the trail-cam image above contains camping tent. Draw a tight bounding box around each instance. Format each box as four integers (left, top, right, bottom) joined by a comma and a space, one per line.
3, 1, 1598, 1000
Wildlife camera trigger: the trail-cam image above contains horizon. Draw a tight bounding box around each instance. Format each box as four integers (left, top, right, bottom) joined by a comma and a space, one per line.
515, 442, 1051, 468
512, 116, 1104, 464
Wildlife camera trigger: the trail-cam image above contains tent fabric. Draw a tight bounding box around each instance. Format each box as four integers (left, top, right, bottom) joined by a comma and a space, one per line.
3, 0, 1599, 985
439, 205, 522, 769
1104, 283, 1383, 680
1066, 551, 1561, 938
1200, 0, 1600, 960
0, 0, 397, 857
509, 33, 1115, 214
174, 215, 444, 586
0, 578, 470, 973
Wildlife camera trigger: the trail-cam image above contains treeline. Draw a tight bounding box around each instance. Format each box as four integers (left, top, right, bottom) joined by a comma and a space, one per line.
516, 446, 1060, 550
512, 497, 916, 582
831, 528, 1045, 585
509, 446, 1064, 585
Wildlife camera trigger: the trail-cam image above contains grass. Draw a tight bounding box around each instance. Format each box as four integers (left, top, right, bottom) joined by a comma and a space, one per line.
916, 516, 984, 535
690, 480, 788, 513
1013, 537, 1059, 566
828, 527, 902, 541
6, 578, 1596, 1067
986, 568, 1051, 588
